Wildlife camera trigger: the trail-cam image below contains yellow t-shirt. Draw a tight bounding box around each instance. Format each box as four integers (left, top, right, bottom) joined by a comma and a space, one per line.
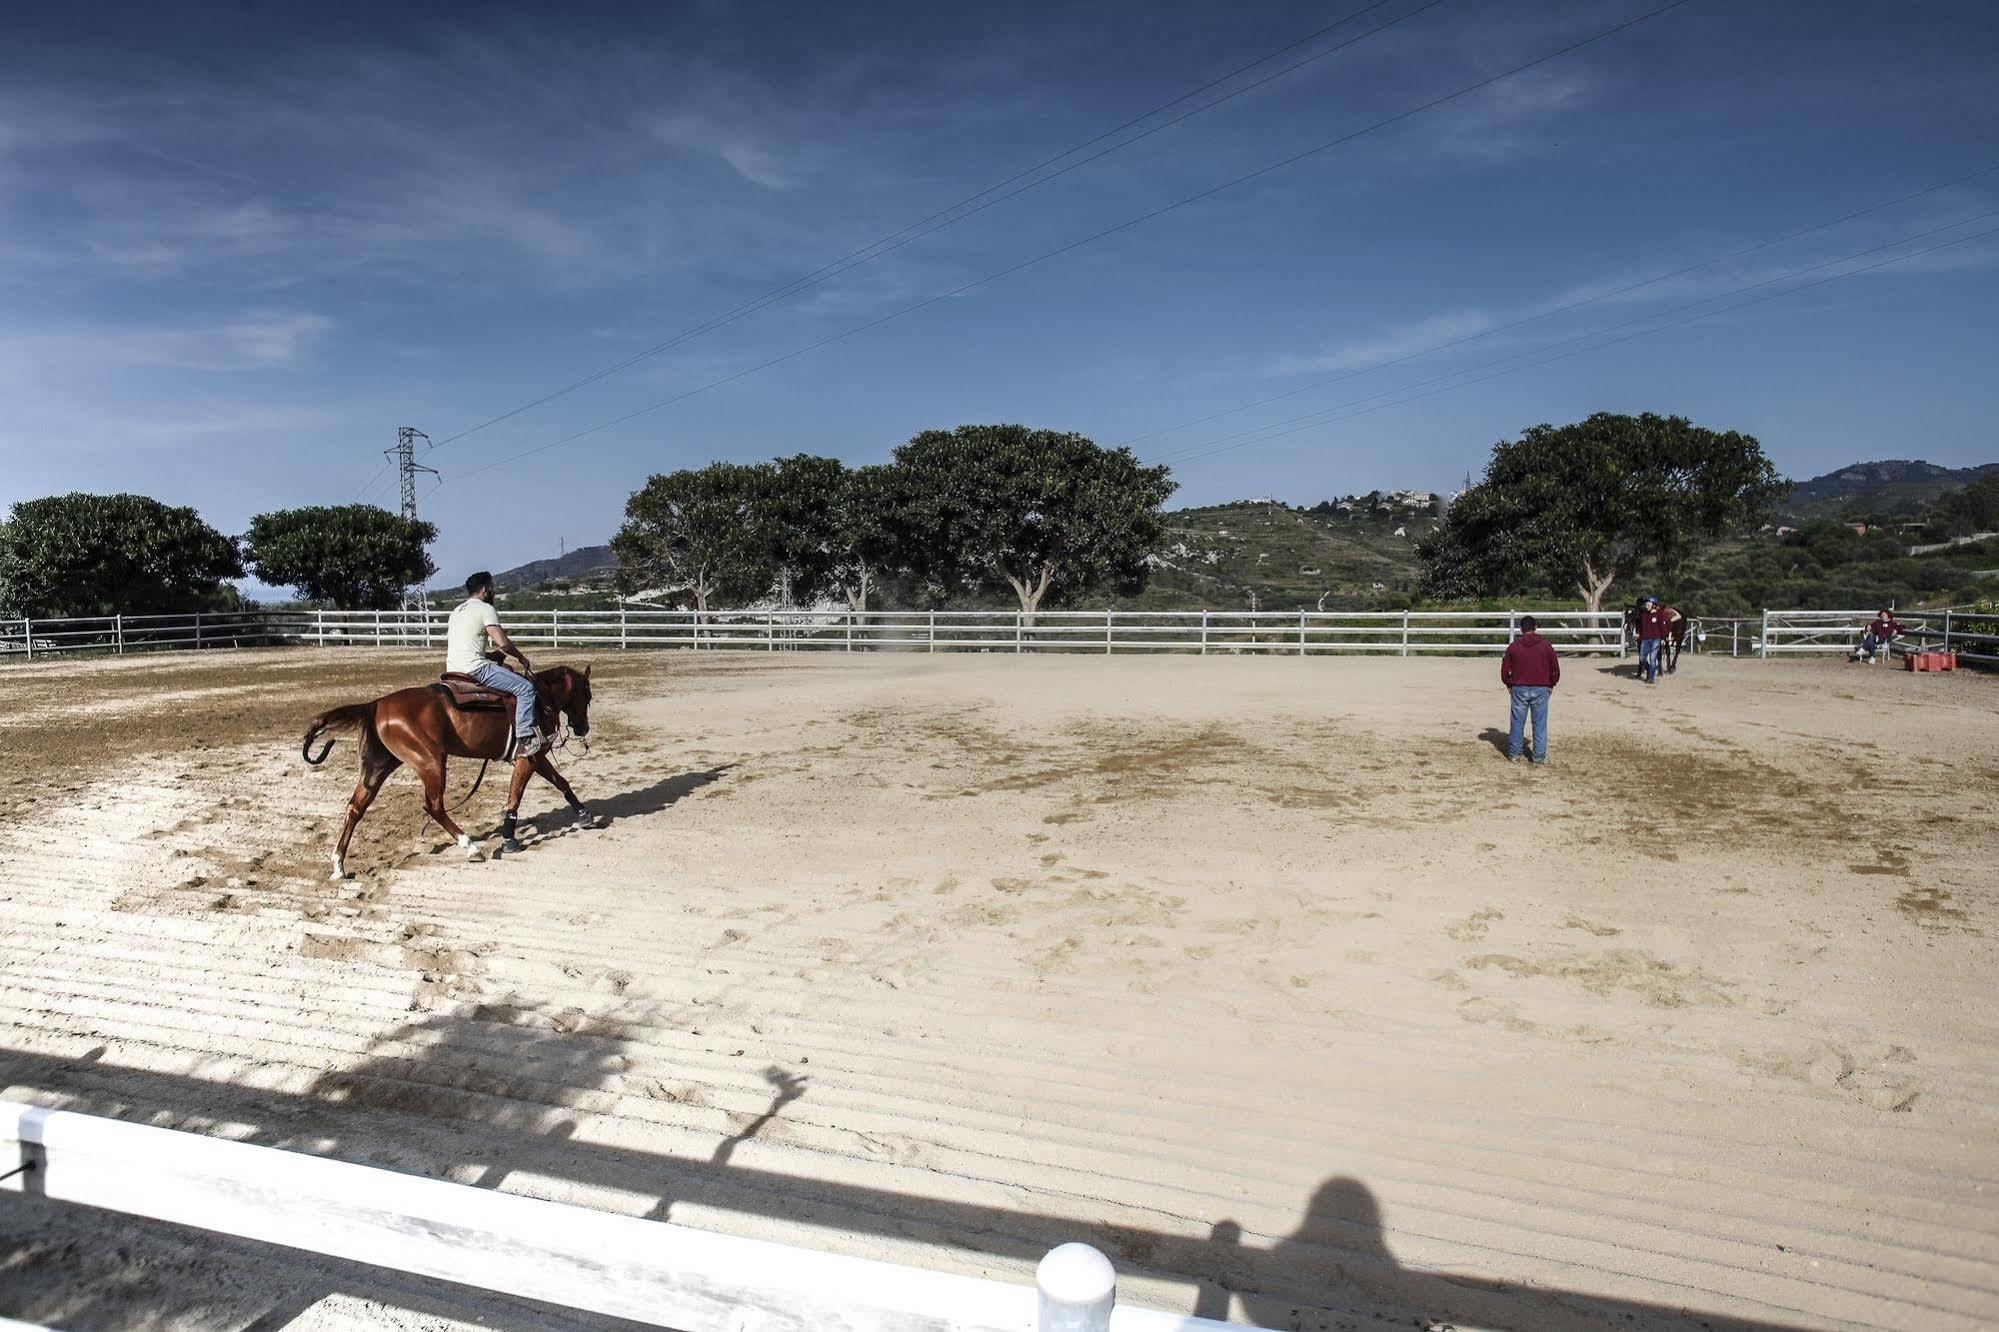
446, 598, 500, 674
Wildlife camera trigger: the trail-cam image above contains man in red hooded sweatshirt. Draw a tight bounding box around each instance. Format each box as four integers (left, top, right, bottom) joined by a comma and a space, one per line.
1500, 615, 1560, 764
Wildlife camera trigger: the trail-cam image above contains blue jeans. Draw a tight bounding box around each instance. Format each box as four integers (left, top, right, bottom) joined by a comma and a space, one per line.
1508, 686, 1550, 762
470, 661, 539, 738
1639, 638, 1662, 682
1861, 633, 1890, 658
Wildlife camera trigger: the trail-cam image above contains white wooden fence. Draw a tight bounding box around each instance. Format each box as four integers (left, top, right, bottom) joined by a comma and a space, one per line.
1, 1099, 1235, 1332
3, 608, 1627, 658
7, 606, 1994, 664
1756, 609, 1999, 663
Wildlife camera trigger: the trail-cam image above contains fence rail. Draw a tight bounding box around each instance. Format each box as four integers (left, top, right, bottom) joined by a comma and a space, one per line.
1757, 609, 1999, 664
2, 1099, 1230, 1332
6, 605, 1993, 664
2, 608, 1628, 658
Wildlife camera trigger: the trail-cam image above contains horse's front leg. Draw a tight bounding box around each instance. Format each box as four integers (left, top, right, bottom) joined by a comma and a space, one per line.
497, 756, 536, 853
533, 755, 604, 829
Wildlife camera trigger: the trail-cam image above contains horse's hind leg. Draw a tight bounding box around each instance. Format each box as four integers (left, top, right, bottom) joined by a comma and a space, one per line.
411, 754, 480, 862
333, 738, 400, 880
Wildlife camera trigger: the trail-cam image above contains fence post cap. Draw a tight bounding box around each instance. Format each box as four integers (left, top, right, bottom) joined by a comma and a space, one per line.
1037, 1242, 1115, 1304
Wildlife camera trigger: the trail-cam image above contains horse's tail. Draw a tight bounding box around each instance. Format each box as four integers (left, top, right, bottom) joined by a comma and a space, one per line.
302, 702, 374, 766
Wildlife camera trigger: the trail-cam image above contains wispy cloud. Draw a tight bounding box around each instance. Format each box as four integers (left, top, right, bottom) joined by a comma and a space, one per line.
1266, 309, 1495, 376
3, 310, 332, 372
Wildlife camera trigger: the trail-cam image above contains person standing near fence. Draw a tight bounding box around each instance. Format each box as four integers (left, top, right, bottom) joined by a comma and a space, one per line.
1500, 615, 1559, 764
1636, 595, 1670, 684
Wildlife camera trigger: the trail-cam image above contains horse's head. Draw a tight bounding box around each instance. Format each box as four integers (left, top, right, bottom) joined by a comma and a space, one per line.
540, 663, 594, 738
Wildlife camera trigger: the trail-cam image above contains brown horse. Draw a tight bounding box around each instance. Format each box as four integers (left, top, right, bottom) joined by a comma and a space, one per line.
301, 664, 599, 879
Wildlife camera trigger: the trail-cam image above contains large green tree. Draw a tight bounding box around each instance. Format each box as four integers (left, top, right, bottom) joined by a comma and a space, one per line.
244, 504, 437, 609
611, 462, 779, 611
1418, 412, 1787, 610
760, 455, 913, 610
0, 492, 244, 618
893, 425, 1176, 620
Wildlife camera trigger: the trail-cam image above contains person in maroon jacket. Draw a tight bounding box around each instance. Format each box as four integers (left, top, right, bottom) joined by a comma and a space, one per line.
1500, 615, 1560, 764
1858, 609, 1904, 663
1635, 595, 1671, 684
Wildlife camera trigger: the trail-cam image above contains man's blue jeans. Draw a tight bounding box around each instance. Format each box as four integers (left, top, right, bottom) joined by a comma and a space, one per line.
1638, 638, 1662, 682
1508, 685, 1550, 763
1861, 632, 1889, 659
471, 661, 539, 738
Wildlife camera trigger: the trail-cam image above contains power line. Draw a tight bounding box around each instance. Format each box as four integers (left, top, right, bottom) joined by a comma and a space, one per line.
441, 0, 1699, 488
425, 0, 1435, 452
1123, 161, 1999, 450
1162, 217, 1999, 469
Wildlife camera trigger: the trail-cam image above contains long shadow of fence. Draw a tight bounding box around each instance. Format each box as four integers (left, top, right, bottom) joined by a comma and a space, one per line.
0, 1020, 1831, 1332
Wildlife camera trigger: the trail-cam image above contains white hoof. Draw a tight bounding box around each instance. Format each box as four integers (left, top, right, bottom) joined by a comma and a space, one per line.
460, 833, 484, 864
330, 854, 346, 881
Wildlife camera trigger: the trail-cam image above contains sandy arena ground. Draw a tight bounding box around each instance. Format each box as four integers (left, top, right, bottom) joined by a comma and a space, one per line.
1, 646, 1995, 1330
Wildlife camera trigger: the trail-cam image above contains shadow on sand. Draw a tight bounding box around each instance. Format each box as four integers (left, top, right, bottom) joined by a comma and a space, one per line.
3, 1011, 1827, 1332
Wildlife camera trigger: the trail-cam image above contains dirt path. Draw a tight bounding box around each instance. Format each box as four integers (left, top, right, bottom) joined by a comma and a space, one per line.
3, 648, 1996, 1329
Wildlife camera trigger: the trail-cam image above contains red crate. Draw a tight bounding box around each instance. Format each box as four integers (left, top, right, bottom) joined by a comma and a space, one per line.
1905, 651, 1957, 672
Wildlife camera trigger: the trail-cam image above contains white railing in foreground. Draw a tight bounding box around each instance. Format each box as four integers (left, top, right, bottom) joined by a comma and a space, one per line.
1, 608, 1628, 658
1, 1100, 1233, 1332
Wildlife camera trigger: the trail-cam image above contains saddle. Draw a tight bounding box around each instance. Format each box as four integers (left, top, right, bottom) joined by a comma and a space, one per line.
437, 672, 513, 712
434, 669, 554, 762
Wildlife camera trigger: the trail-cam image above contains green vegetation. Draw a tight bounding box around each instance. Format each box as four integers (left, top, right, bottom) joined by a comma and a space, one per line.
0, 493, 244, 618
244, 504, 437, 610
1418, 413, 1787, 612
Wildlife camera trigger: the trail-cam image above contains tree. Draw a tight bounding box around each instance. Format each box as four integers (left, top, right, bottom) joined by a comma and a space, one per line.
1417, 413, 1786, 611
243, 504, 437, 609
611, 462, 779, 612
893, 425, 1176, 620
0, 492, 243, 618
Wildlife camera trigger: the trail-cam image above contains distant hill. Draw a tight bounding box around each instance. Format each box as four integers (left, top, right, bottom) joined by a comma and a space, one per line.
1124, 499, 1429, 612
1781, 460, 1999, 521
493, 544, 616, 591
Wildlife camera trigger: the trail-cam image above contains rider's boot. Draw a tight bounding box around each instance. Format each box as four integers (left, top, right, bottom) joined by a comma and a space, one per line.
515, 726, 548, 758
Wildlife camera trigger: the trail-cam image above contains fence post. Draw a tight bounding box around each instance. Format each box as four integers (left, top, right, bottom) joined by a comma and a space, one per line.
620, 607, 628, 650
22, 616, 31, 661
552, 610, 562, 649
1037, 1243, 1116, 1332
1508, 609, 1518, 640
1105, 610, 1113, 655
1759, 609, 1769, 660
1943, 609, 1952, 653
1299, 611, 1307, 656
1200, 609, 1209, 656
1016, 612, 1023, 653
1731, 621, 1738, 658
115, 613, 124, 656
846, 611, 855, 653
928, 610, 936, 653
374, 609, 382, 646
1401, 610, 1410, 658
194, 612, 204, 650
766, 609, 775, 652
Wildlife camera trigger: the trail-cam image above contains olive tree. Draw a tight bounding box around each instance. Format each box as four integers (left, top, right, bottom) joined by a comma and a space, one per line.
0, 492, 243, 617
244, 504, 436, 609
1418, 412, 1786, 611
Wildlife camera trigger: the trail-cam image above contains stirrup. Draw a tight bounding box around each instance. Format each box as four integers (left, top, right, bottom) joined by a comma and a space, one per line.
515, 728, 548, 758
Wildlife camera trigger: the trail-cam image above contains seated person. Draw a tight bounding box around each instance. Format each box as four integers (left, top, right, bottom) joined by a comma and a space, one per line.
1857, 609, 1904, 661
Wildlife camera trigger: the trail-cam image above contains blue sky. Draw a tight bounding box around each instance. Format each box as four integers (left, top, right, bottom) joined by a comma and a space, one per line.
4, 0, 1996, 584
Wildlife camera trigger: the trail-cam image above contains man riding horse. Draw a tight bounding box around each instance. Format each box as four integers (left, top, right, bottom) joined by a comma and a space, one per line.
301, 571, 603, 878
450, 570, 547, 757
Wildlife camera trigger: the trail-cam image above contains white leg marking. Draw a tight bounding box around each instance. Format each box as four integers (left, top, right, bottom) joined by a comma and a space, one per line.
330, 852, 345, 881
